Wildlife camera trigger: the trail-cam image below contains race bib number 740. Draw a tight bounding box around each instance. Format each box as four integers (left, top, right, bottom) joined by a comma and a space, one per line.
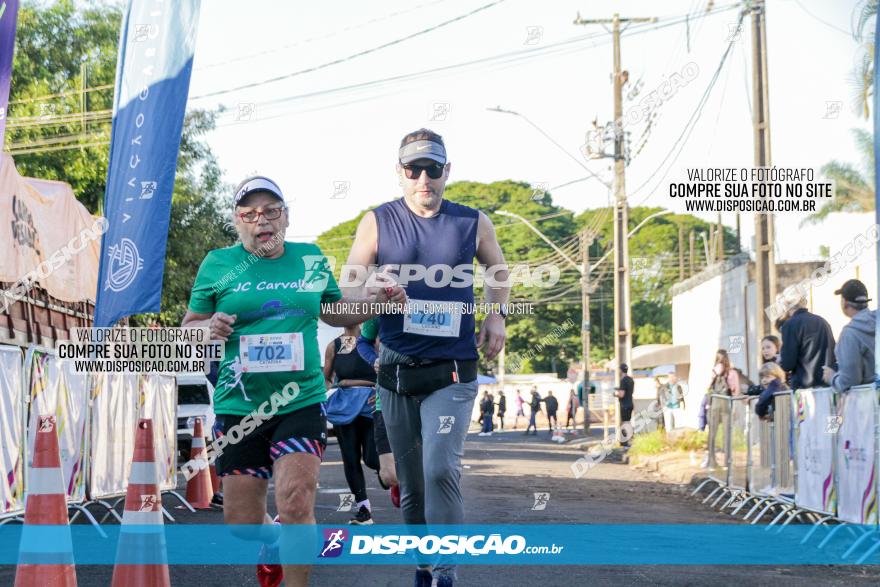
239, 332, 304, 372
402, 299, 463, 338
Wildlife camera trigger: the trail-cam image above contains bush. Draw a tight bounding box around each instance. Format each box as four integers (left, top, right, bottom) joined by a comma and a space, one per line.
629, 429, 708, 458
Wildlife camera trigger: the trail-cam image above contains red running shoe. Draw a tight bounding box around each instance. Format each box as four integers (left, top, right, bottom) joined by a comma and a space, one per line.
257, 516, 283, 587
390, 484, 401, 508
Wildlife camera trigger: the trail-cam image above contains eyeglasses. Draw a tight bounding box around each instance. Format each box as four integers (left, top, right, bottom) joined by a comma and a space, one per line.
402, 163, 445, 180
238, 206, 286, 223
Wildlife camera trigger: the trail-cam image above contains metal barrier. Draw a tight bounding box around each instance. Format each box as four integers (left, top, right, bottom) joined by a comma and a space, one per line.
690, 384, 880, 563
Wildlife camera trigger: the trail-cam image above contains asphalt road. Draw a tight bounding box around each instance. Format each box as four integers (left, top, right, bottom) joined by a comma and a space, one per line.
3, 425, 880, 586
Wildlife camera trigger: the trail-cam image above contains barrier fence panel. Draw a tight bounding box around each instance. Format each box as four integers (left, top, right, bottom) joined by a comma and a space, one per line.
23, 346, 90, 505
746, 396, 773, 495
0, 346, 24, 519
140, 373, 178, 491
88, 371, 139, 501
729, 397, 749, 491
794, 387, 836, 516
772, 392, 795, 496
836, 384, 878, 525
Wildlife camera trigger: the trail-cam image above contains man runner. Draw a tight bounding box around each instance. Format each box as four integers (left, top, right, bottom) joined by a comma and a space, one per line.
344, 129, 509, 586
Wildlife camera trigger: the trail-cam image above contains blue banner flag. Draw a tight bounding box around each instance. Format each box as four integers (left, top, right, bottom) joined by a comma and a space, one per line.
94, 0, 201, 326
0, 0, 20, 149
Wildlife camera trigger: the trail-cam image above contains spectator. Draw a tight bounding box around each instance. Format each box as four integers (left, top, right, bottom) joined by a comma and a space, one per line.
615, 364, 635, 447
654, 376, 666, 432
761, 335, 781, 364
525, 388, 541, 436
777, 289, 835, 390
822, 279, 876, 393
755, 362, 789, 419
662, 374, 685, 431
513, 389, 525, 429
703, 350, 740, 468
478, 391, 494, 436
542, 390, 559, 433
496, 391, 507, 430
565, 389, 579, 431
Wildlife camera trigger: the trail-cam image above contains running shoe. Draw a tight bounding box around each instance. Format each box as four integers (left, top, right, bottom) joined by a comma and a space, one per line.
256, 516, 282, 587
211, 492, 224, 508
414, 568, 433, 587
350, 505, 373, 525
390, 484, 401, 508
436, 575, 454, 587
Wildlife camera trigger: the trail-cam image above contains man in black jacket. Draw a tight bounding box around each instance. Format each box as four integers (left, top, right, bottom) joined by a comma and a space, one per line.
777, 293, 835, 390
615, 364, 635, 447
541, 391, 559, 433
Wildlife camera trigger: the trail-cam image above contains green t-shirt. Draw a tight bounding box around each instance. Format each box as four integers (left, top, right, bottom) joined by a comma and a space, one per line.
188, 242, 341, 416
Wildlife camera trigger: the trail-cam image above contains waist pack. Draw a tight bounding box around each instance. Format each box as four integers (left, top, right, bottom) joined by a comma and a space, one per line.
378, 359, 477, 397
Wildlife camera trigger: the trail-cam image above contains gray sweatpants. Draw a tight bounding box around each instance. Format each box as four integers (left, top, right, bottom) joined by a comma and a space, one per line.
378, 379, 478, 577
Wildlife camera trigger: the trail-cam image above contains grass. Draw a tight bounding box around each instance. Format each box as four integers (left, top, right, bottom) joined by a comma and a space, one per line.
629, 429, 709, 458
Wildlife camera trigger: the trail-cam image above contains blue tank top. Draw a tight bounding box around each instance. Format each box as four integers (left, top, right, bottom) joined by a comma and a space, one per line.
374, 197, 479, 361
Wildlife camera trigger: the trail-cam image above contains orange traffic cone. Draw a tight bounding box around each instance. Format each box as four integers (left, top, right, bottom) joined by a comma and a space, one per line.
209, 464, 221, 495
185, 418, 214, 509
15, 415, 77, 587
111, 418, 170, 587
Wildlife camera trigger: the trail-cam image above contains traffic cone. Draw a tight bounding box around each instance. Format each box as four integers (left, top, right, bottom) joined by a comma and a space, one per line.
185, 418, 214, 509
111, 418, 170, 587
209, 464, 221, 494
15, 415, 77, 587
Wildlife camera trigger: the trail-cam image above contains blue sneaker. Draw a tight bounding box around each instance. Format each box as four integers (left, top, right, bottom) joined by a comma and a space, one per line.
414, 568, 432, 587
436, 575, 454, 587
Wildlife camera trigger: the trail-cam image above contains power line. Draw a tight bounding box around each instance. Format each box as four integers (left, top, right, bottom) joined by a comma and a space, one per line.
191, 0, 508, 100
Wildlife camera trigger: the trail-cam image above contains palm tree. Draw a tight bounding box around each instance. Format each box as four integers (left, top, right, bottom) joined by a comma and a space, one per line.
801, 128, 875, 226
853, 0, 877, 118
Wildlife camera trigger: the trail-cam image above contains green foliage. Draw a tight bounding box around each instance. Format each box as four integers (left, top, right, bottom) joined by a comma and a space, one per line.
629, 429, 708, 458
803, 129, 875, 226
8, 0, 234, 325
314, 181, 734, 375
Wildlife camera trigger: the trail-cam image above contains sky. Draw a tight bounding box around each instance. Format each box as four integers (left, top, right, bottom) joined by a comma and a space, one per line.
185, 0, 871, 263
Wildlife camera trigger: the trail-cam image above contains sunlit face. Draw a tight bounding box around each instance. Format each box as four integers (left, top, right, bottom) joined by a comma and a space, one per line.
233, 192, 289, 257
761, 339, 778, 360
397, 158, 450, 211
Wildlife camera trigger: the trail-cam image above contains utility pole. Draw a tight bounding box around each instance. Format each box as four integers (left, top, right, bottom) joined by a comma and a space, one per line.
750, 0, 776, 340
689, 230, 696, 276
678, 225, 685, 280
574, 11, 655, 386
581, 229, 594, 434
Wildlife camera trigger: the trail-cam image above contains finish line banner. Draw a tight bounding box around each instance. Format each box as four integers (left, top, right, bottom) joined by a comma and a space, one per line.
94, 0, 201, 327
1, 525, 879, 565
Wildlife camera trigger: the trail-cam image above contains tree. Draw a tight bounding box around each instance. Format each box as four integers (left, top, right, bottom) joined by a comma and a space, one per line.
853, 0, 877, 119
803, 128, 875, 226
7, 0, 235, 325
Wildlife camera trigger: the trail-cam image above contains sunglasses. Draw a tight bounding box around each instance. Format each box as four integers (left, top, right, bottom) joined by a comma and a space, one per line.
402, 163, 445, 180
238, 206, 285, 223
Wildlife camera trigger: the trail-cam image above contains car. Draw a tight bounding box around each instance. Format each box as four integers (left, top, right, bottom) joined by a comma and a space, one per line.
176, 372, 216, 464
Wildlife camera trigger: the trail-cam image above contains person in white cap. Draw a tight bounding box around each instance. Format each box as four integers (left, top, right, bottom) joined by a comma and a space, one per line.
182, 176, 406, 587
